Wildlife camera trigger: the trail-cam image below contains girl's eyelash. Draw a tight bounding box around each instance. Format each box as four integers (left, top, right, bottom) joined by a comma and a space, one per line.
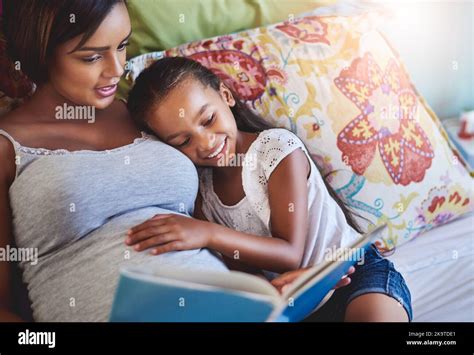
177, 137, 190, 147
203, 113, 215, 126
176, 113, 214, 147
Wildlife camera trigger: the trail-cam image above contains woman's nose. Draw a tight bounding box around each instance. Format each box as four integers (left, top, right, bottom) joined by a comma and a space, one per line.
103, 54, 124, 79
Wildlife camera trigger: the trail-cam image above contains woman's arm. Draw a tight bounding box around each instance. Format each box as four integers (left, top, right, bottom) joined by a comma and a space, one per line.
0, 136, 24, 321
128, 149, 310, 274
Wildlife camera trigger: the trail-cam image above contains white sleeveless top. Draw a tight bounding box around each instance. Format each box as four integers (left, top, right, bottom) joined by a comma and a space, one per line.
200, 128, 361, 277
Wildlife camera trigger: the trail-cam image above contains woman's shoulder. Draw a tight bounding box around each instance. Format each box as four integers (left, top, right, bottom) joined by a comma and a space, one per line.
0, 122, 17, 185
0, 109, 23, 147
0, 104, 29, 129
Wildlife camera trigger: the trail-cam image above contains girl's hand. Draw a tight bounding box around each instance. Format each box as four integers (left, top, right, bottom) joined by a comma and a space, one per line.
126, 214, 213, 255
271, 266, 356, 294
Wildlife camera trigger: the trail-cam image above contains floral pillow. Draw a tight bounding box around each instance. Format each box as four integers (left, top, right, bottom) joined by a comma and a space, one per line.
125, 11, 473, 250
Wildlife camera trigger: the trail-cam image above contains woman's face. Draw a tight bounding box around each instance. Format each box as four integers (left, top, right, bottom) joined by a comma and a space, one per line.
49, 2, 131, 109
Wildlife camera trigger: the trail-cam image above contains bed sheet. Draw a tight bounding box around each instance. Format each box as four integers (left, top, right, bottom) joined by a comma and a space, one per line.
387, 212, 474, 322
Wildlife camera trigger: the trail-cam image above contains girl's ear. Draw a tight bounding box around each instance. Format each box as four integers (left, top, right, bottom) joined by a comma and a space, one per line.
220, 83, 236, 107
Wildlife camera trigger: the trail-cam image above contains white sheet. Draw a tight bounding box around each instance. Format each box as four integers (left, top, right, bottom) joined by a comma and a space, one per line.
387, 212, 474, 322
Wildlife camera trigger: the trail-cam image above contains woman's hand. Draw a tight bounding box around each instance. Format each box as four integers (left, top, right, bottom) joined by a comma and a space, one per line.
270, 266, 356, 294
126, 214, 213, 255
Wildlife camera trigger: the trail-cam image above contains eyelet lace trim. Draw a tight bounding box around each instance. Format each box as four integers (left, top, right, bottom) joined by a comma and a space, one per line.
242, 128, 306, 227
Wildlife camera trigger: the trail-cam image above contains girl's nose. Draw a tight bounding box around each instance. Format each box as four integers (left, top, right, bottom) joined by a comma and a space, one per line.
198, 132, 216, 151
207, 133, 216, 149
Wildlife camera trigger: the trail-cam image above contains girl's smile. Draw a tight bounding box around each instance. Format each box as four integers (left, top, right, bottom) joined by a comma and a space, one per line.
203, 136, 228, 161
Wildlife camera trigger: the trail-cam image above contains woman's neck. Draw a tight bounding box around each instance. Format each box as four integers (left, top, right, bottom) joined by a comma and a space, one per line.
22, 83, 81, 122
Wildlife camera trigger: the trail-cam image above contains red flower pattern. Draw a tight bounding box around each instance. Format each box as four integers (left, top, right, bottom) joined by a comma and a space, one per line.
334, 53, 434, 185
276, 17, 330, 45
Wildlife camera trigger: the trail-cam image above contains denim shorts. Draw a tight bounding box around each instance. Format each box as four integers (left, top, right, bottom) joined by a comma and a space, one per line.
304, 244, 413, 322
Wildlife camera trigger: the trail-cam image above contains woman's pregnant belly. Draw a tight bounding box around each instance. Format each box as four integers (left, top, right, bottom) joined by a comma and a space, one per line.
23, 207, 228, 322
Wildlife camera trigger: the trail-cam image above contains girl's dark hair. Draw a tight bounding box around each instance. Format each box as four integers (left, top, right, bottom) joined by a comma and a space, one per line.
128, 56, 366, 234
2, 0, 126, 84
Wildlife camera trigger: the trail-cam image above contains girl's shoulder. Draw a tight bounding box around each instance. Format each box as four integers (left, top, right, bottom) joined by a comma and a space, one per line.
253, 128, 306, 151
242, 128, 308, 226
246, 128, 308, 178
250, 128, 307, 159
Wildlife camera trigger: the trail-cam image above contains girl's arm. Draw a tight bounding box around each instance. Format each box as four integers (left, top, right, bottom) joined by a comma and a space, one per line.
207, 148, 309, 273
127, 149, 310, 274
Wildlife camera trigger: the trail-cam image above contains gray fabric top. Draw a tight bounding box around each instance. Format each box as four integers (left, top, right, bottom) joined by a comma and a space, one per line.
0, 129, 227, 322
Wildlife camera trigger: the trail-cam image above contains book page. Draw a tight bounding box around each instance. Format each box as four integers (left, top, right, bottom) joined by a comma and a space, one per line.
122, 265, 281, 299
281, 223, 388, 299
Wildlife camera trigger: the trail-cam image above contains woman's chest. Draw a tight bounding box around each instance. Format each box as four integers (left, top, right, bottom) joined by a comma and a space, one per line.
13, 138, 199, 211
7, 119, 141, 152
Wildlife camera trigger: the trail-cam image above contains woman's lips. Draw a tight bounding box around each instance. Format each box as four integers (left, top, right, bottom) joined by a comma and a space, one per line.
95, 84, 117, 98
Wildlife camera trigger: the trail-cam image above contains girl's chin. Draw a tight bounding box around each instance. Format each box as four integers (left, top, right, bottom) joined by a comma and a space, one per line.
198, 160, 224, 168
201, 152, 237, 168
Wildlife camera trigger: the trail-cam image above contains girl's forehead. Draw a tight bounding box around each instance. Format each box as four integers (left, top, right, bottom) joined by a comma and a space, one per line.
161, 80, 217, 110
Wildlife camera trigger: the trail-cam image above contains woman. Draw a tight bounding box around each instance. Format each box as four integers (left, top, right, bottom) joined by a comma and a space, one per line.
0, 0, 232, 322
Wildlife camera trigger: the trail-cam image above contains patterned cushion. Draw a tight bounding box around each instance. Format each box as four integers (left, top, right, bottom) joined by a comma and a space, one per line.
125, 11, 473, 250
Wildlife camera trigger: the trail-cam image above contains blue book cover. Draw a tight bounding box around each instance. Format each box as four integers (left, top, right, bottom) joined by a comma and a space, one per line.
109, 224, 388, 322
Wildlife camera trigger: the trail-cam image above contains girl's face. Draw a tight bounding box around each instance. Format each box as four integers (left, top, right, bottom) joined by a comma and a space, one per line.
48, 2, 131, 109
146, 78, 240, 167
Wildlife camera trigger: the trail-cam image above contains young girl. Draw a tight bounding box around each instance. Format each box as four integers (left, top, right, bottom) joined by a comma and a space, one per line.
126, 57, 412, 322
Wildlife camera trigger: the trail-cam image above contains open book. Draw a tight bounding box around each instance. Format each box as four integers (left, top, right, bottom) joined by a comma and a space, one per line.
109, 224, 388, 322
